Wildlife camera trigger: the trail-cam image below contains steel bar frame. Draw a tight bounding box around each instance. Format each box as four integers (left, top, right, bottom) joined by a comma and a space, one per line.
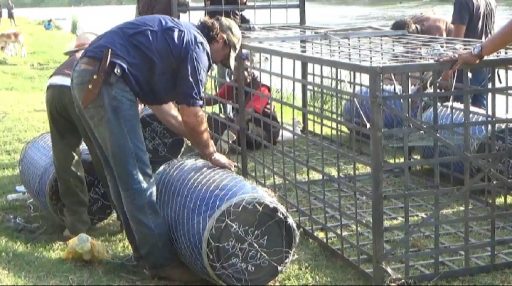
203, 28, 512, 284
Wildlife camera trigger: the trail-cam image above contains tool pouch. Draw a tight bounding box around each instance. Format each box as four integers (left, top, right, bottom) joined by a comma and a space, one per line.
81, 49, 112, 109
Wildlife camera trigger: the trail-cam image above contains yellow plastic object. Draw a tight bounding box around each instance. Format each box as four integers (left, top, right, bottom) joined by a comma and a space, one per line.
63, 233, 109, 262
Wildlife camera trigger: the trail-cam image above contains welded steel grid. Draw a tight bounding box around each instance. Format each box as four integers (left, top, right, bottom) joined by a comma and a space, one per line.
241, 25, 386, 42
244, 30, 512, 67
204, 26, 512, 284
235, 134, 512, 282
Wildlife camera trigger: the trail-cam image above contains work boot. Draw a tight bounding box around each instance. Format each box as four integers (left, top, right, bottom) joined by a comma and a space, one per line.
146, 260, 205, 283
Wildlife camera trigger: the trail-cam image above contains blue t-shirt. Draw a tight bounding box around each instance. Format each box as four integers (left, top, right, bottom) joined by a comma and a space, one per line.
83, 15, 212, 106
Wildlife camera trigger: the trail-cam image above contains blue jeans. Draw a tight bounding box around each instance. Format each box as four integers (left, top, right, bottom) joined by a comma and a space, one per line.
454, 67, 489, 110
70, 59, 177, 269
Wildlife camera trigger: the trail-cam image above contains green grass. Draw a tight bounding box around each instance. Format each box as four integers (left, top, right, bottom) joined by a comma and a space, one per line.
2, 18, 512, 285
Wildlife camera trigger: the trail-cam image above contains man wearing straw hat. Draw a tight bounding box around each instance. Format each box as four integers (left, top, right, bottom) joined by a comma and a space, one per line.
70, 15, 241, 282
46, 32, 111, 240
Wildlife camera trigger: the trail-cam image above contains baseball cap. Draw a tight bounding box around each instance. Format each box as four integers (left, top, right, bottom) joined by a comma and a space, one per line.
64, 32, 98, 56
215, 17, 242, 70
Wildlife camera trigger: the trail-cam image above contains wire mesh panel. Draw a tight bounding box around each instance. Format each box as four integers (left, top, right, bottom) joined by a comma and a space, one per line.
215, 29, 512, 283
18, 133, 113, 225
155, 158, 298, 285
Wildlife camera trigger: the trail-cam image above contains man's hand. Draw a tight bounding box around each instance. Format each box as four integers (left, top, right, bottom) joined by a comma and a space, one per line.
208, 152, 237, 171
435, 48, 483, 91
449, 51, 481, 73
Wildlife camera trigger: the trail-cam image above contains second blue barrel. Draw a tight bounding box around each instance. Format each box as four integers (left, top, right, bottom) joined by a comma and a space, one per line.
420, 103, 512, 177
140, 107, 186, 171
155, 158, 298, 285
342, 85, 422, 130
18, 132, 113, 225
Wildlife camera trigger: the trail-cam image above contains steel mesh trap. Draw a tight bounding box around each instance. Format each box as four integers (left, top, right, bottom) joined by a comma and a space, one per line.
208, 28, 512, 283
155, 158, 298, 285
244, 30, 512, 66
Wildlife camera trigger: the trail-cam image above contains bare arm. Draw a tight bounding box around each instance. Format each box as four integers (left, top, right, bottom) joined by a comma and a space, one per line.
148, 102, 186, 137
179, 105, 214, 157
480, 19, 512, 57
179, 105, 236, 170
451, 24, 466, 38
425, 24, 445, 37
449, 20, 512, 72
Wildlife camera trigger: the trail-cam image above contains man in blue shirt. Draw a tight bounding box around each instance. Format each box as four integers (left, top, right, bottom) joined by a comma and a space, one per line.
71, 15, 240, 282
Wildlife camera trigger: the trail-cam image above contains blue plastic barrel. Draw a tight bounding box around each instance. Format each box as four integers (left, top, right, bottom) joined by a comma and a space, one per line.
342, 85, 421, 129
18, 133, 113, 225
155, 158, 298, 285
140, 108, 186, 171
420, 103, 511, 177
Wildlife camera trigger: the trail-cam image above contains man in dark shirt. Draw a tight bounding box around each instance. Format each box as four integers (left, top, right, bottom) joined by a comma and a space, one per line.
391, 14, 454, 37
136, 0, 189, 19
205, 0, 249, 25
70, 15, 240, 282
452, 0, 496, 40
449, 0, 496, 109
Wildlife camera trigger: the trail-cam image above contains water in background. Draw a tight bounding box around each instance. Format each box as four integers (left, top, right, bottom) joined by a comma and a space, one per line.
11, 1, 512, 34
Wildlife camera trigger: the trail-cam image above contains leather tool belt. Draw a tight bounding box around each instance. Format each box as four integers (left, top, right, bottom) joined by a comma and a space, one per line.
81, 49, 112, 108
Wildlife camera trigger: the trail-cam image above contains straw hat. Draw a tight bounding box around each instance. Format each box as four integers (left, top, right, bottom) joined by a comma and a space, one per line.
64, 32, 98, 56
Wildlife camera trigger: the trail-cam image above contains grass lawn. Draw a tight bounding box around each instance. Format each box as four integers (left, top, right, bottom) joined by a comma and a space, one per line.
0, 18, 511, 285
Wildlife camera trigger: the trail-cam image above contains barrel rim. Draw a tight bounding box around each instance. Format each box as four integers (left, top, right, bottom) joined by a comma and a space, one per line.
201, 193, 299, 285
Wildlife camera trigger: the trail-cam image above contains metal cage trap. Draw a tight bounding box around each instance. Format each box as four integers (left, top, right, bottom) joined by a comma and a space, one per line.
205, 27, 512, 283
